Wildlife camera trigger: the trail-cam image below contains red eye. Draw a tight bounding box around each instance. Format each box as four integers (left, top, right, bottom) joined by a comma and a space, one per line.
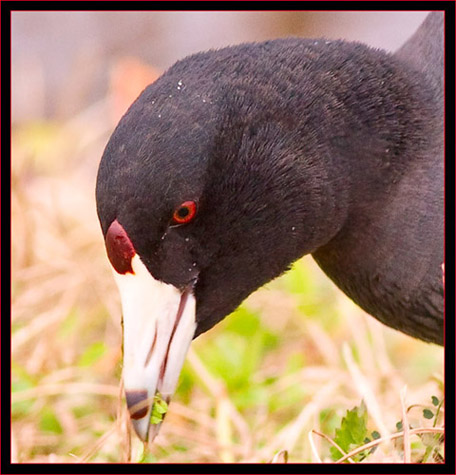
172, 201, 197, 225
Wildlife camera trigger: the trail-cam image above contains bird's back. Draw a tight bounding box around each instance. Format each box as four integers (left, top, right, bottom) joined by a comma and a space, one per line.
395, 12, 444, 106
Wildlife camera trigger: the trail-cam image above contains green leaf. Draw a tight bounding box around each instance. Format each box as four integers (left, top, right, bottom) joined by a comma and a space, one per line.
12, 365, 36, 417
330, 402, 369, 461
223, 306, 260, 337
423, 409, 434, 419
77, 342, 107, 367
431, 396, 439, 407
154, 397, 168, 414
396, 421, 403, 431
39, 407, 63, 434
150, 415, 163, 425
196, 307, 277, 395
150, 393, 168, 425
283, 259, 315, 295
371, 430, 381, 440
234, 386, 268, 409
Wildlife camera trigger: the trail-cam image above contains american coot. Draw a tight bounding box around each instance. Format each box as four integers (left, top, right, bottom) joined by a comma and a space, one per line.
96, 12, 443, 441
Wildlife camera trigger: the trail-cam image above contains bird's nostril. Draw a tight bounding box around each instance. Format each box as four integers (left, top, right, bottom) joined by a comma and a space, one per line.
125, 389, 150, 419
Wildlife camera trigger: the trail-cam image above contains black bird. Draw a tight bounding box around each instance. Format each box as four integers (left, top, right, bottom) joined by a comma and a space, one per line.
96, 13, 443, 441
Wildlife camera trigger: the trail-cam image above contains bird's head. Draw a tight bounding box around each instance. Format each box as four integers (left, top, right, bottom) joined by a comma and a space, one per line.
96, 46, 342, 441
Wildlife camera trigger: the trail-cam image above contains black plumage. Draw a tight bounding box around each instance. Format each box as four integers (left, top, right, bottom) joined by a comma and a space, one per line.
96, 13, 445, 441
97, 13, 443, 345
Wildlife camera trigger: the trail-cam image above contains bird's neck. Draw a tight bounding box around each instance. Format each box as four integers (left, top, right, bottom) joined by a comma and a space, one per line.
306, 56, 443, 342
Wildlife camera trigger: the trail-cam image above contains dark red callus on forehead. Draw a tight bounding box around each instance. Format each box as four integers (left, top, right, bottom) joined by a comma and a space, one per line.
106, 219, 136, 274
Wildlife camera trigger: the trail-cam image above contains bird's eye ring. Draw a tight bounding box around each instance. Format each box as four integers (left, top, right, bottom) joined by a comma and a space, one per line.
172, 201, 197, 225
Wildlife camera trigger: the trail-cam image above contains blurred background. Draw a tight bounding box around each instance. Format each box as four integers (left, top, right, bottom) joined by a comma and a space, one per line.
11, 11, 444, 464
